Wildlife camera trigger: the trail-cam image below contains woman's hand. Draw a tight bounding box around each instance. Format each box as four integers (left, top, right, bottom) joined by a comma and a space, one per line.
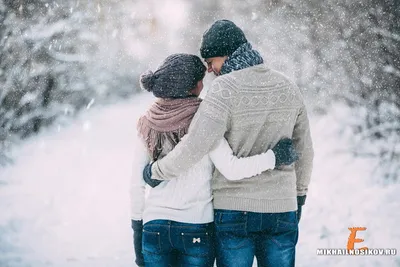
131, 220, 145, 267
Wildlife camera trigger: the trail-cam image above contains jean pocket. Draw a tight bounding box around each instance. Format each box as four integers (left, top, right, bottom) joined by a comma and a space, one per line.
142, 229, 161, 254
181, 231, 212, 257
215, 210, 247, 226
275, 212, 298, 231
273, 212, 298, 247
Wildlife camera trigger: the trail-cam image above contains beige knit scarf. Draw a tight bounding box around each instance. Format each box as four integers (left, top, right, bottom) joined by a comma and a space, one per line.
137, 97, 202, 160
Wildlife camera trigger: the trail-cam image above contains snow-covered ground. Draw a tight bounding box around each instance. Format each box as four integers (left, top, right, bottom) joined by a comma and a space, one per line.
0, 93, 399, 267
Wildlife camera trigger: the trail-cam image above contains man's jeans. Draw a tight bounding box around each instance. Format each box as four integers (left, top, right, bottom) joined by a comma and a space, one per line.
142, 220, 215, 267
214, 209, 298, 267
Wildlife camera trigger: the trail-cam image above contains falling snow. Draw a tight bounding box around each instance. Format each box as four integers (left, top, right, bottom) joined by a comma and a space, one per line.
0, 0, 399, 266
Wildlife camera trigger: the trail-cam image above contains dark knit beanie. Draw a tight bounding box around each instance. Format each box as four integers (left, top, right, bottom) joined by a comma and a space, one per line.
140, 54, 206, 98
200, 20, 248, 59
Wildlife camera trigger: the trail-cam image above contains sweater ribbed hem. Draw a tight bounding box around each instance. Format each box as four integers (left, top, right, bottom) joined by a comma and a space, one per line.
143, 201, 214, 225
213, 196, 297, 213
143, 213, 214, 225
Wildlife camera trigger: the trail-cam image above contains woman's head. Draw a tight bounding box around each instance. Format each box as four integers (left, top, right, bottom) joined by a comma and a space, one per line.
140, 54, 206, 98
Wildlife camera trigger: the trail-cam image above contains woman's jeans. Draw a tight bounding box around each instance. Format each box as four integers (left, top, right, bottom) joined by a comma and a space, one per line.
214, 210, 298, 267
142, 220, 215, 267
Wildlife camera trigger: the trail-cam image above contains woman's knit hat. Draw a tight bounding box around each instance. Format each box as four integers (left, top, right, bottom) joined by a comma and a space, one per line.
140, 54, 206, 98
200, 20, 248, 59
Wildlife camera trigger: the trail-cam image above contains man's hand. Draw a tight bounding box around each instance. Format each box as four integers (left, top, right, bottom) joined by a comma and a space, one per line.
143, 162, 162, 188
297, 195, 306, 223
272, 138, 299, 167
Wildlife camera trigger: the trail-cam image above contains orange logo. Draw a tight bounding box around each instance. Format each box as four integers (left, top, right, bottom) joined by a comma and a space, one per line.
347, 227, 368, 250
316, 227, 397, 256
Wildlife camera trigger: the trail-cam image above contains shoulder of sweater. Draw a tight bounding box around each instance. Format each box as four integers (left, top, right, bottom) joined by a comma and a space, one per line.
209, 70, 253, 96
271, 70, 297, 85
212, 66, 287, 88
261, 67, 305, 100
212, 74, 238, 90
217, 64, 295, 85
207, 65, 304, 102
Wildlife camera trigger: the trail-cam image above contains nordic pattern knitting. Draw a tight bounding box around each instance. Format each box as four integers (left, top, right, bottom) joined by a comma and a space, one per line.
204, 73, 302, 124
220, 42, 264, 75
150, 64, 314, 213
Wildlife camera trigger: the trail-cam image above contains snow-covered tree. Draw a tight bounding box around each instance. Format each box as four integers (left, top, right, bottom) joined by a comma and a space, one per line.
1, 0, 398, 180
0, 0, 145, 165
297, 0, 400, 181
340, 0, 400, 181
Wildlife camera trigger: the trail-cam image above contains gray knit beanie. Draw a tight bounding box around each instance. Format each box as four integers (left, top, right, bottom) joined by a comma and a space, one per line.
140, 54, 206, 98
200, 20, 247, 59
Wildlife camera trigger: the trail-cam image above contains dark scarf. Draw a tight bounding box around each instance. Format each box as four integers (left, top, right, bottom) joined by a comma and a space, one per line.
137, 97, 202, 160
220, 42, 264, 75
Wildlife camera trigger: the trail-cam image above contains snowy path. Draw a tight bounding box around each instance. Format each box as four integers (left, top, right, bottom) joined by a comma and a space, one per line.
0, 94, 399, 267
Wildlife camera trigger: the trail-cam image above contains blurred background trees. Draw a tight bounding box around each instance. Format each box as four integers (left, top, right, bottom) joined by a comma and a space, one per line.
1, 0, 399, 180
0, 0, 139, 164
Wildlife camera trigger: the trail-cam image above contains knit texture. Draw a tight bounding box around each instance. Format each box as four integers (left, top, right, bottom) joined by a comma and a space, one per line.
200, 20, 247, 58
131, 137, 277, 223
140, 54, 206, 99
151, 64, 314, 213
137, 97, 202, 160
220, 42, 263, 75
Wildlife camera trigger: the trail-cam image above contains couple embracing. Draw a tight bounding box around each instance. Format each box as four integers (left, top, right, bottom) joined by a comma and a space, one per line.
130, 20, 314, 267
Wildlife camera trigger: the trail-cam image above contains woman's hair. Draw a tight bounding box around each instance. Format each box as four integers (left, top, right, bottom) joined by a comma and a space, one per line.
139, 54, 206, 98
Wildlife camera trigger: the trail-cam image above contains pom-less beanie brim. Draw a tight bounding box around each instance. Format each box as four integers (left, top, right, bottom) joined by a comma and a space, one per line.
200, 20, 247, 59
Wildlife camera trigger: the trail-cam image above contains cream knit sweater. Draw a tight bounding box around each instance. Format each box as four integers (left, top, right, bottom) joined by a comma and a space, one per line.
151, 64, 314, 213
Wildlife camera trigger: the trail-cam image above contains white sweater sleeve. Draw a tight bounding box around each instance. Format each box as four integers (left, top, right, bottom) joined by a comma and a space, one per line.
130, 139, 150, 220
209, 138, 276, 181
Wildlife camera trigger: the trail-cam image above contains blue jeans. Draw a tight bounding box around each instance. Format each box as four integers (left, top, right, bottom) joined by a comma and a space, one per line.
142, 220, 215, 267
214, 210, 298, 267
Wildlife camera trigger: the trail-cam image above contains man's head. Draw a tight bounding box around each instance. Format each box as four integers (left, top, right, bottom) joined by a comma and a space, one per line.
200, 20, 247, 75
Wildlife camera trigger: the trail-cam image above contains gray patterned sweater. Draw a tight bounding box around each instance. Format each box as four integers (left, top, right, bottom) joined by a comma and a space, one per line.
151, 64, 314, 213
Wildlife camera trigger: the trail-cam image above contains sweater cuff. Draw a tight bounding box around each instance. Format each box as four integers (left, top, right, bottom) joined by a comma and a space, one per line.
265, 150, 276, 168
297, 195, 307, 206
151, 161, 163, 180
